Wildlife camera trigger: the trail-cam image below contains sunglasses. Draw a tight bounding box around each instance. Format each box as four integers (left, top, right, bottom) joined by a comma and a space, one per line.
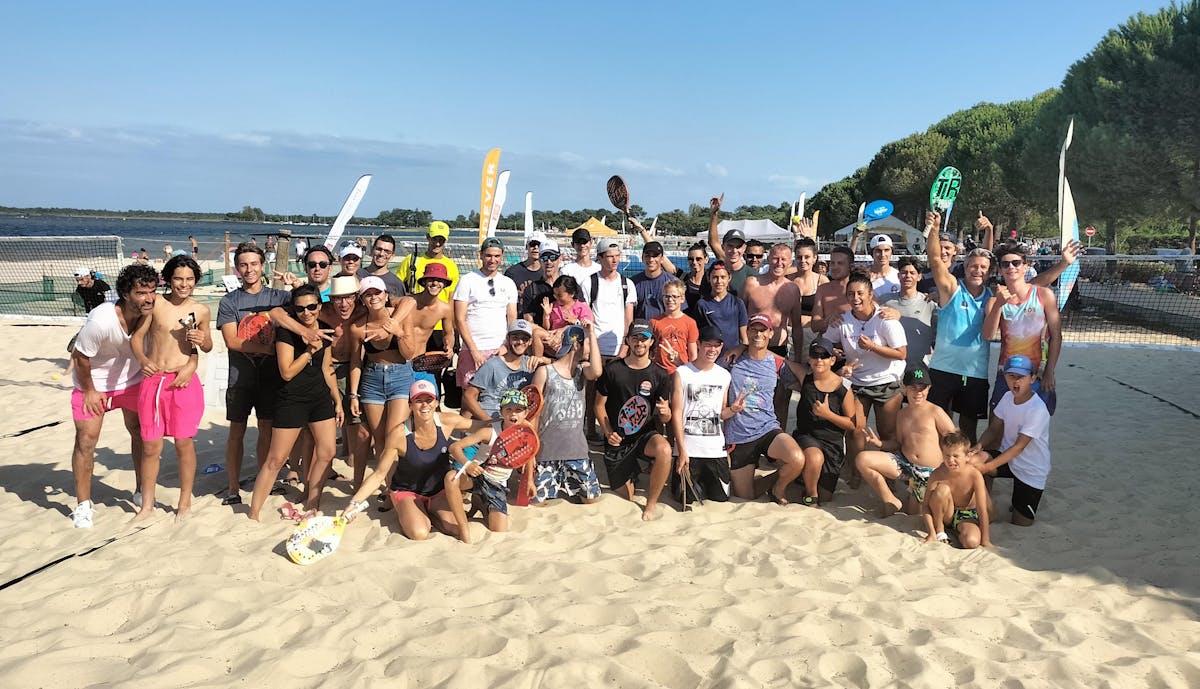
488, 278, 495, 296
998, 259, 1024, 268
306, 261, 330, 269
294, 303, 321, 312
688, 256, 706, 262
342, 255, 360, 261
746, 253, 765, 260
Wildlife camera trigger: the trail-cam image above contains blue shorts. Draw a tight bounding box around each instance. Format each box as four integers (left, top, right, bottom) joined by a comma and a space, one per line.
359, 361, 414, 405
472, 476, 508, 516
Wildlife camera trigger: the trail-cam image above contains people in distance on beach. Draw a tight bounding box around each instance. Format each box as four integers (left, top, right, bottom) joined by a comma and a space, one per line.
247, 285, 342, 521
650, 279, 697, 375
444, 388, 533, 542
972, 354, 1052, 527
453, 237, 518, 388
68, 264, 158, 528
340, 380, 485, 540
921, 430, 992, 548
855, 364, 956, 518
671, 325, 734, 505
595, 319, 674, 521
189, 235, 199, 258
130, 254, 212, 523
529, 319, 604, 504
216, 243, 293, 506
789, 337, 858, 505
73, 267, 111, 313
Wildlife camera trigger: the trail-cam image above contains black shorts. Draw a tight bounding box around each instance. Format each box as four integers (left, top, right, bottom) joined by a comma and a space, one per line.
425, 329, 446, 354
672, 457, 730, 502
852, 380, 902, 406
994, 463, 1044, 521
272, 389, 336, 429
927, 368, 989, 420
767, 343, 788, 358
225, 362, 283, 423
602, 432, 661, 489
727, 428, 784, 470
794, 431, 844, 484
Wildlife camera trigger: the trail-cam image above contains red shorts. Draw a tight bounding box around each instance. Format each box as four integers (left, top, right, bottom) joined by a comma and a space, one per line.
138, 371, 204, 441
71, 383, 142, 421
456, 347, 499, 388
389, 489, 443, 511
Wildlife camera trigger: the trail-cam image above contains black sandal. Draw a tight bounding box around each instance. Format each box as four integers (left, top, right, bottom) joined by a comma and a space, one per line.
766, 487, 789, 506
799, 495, 818, 507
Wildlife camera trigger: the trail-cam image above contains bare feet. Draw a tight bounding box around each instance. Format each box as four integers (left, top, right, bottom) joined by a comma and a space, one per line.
880, 499, 902, 518
641, 503, 660, 521
174, 507, 192, 523
131, 507, 154, 522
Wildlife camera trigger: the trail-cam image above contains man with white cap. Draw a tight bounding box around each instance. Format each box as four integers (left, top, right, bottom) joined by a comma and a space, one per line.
461, 319, 548, 420
520, 240, 563, 327
866, 234, 900, 300
73, 267, 111, 313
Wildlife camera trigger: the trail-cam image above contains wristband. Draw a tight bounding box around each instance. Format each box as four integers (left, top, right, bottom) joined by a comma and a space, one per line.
349, 393, 359, 398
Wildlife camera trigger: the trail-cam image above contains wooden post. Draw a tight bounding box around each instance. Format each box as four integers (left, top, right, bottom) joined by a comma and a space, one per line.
272, 228, 292, 289
223, 231, 231, 275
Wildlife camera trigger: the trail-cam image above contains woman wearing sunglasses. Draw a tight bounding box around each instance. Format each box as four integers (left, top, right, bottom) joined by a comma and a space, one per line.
248, 285, 342, 521
681, 241, 711, 317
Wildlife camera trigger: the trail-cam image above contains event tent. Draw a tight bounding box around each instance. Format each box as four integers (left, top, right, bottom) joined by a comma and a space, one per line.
570, 216, 620, 237
832, 216, 927, 253
694, 219, 793, 244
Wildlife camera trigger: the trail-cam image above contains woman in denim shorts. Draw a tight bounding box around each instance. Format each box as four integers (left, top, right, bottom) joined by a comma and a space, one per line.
350, 277, 415, 460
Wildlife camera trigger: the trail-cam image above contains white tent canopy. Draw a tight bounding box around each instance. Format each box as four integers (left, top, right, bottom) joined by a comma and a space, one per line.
833, 216, 927, 253
695, 219, 793, 244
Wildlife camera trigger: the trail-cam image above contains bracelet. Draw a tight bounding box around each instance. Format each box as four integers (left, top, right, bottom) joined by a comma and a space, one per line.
349, 393, 359, 398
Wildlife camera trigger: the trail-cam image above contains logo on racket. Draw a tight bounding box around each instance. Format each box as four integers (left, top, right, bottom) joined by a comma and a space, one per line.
616, 396, 651, 436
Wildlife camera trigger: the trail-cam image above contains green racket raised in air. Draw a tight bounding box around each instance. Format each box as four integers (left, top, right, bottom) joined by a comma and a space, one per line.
928, 166, 962, 232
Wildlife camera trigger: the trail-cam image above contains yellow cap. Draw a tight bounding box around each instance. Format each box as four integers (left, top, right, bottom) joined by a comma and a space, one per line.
428, 221, 450, 239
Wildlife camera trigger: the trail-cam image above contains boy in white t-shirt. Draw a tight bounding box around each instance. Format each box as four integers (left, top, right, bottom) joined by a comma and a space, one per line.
671, 325, 734, 503
975, 354, 1052, 526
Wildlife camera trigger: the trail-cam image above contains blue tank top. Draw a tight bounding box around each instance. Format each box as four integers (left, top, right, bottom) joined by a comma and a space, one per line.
724, 353, 784, 444
390, 419, 450, 496
929, 279, 992, 379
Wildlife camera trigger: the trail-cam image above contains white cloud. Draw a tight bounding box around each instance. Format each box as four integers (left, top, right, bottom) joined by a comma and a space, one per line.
224, 132, 272, 147
766, 174, 814, 190
705, 163, 728, 177
599, 157, 684, 177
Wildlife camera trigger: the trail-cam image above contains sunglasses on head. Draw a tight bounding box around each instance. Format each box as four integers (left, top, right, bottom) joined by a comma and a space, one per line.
307, 261, 330, 269
295, 303, 321, 312
999, 259, 1024, 268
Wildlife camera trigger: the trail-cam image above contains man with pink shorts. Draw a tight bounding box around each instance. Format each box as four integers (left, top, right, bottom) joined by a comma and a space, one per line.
453, 237, 517, 387
69, 264, 159, 528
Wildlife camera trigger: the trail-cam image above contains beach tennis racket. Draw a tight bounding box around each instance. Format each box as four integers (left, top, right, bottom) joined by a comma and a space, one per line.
236, 311, 275, 351
286, 514, 347, 566
412, 350, 453, 373
863, 200, 894, 222
554, 324, 585, 358
928, 166, 962, 230
607, 175, 631, 215
454, 422, 540, 479
615, 395, 651, 437
521, 383, 543, 419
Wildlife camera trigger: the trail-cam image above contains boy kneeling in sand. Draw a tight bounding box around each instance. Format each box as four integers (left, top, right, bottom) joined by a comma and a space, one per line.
921, 431, 992, 548
973, 354, 1052, 527
445, 389, 531, 543
856, 364, 956, 517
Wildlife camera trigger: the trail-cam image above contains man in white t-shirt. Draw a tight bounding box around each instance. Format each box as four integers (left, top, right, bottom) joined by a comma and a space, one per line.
579, 238, 636, 438
454, 237, 518, 387
826, 271, 908, 468
560, 227, 601, 288
69, 264, 159, 528
975, 354, 1052, 526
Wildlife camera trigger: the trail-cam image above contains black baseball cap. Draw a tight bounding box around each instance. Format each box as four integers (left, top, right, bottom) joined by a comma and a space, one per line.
722, 229, 746, 245
642, 241, 664, 256
697, 324, 723, 343
627, 319, 653, 338
903, 364, 932, 386
571, 228, 592, 244
808, 337, 837, 358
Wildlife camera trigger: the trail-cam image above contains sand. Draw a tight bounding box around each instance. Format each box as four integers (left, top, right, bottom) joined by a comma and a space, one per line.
0, 321, 1197, 689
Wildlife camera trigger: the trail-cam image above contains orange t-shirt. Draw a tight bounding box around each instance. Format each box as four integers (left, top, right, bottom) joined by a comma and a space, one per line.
652, 314, 699, 374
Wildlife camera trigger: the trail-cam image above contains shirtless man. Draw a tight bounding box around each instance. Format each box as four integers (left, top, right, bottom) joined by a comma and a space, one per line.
809, 246, 855, 337
131, 255, 213, 522
855, 365, 956, 517
740, 243, 805, 424
321, 276, 371, 487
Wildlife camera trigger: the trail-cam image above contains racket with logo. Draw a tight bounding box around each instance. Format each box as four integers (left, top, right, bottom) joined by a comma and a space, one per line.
863, 199, 894, 221
615, 395, 651, 438
236, 311, 275, 358
454, 422, 540, 479
928, 166, 963, 230
606, 175, 631, 215
412, 350, 453, 373
286, 514, 347, 566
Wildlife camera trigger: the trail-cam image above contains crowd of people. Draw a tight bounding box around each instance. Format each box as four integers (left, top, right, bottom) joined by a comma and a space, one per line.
67, 200, 1079, 549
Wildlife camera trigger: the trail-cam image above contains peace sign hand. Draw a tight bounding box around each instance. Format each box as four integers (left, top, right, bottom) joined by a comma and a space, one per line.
655, 396, 671, 418
659, 338, 680, 364
730, 389, 750, 414
863, 427, 882, 448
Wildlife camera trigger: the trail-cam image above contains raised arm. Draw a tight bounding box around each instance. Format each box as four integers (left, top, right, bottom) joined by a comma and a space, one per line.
982, 292, 1005, 341
1039, 287, 1062, 391
976, 211, 994, 252
1030, 240, 1081, 288
925, 211, 958, 307
707, 195, 726, 262
631, 217, 676, 275
581, 319, 603, 381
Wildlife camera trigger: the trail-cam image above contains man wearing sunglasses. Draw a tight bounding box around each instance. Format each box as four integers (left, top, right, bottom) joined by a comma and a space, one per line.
272, 245, 337, 301
359, 234, 407, 298
505, 238, 544, 305
745, 240, 767, 275
454, 237, 518, 387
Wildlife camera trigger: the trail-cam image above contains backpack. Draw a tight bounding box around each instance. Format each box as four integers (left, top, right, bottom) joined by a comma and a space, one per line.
589, 272, 629, 310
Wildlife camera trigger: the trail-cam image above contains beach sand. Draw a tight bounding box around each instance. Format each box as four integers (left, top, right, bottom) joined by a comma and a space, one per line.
0, 321, 1196, 688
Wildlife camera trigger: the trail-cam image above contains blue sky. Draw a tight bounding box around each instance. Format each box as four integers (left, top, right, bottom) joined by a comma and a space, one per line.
0, 1, 1173, 218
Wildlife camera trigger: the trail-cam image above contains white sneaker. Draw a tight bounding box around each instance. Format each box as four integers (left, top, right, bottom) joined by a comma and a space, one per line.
132, 491, 143, 508
72, 501, 94, 529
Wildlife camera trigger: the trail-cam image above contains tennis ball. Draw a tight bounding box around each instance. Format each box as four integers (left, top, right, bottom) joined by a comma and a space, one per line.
52, 373, 61, 380
792, 215, 802, 224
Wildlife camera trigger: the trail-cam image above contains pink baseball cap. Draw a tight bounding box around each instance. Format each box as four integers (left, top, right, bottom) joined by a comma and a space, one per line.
409, 379, 438, 402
